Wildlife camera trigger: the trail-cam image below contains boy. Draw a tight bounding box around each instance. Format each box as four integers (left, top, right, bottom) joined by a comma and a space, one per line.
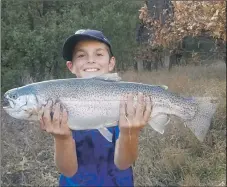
39, 29, 152, 186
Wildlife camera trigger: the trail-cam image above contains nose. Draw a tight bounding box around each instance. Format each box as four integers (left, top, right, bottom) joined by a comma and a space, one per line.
87, 60, 95, 64
87, 56, 95, 64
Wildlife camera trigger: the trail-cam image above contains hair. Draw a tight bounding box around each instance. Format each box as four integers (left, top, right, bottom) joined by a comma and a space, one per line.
105, 46, 113, 59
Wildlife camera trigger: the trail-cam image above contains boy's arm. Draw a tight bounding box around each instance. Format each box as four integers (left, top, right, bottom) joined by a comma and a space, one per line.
40, 100, 78, 177
54, 136, 78, 177
114, 132, 140, 170
114, 93, 152, 170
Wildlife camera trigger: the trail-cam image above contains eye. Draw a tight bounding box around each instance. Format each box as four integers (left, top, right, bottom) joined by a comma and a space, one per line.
77, 54, 85, 58
97, 53, 103, 56
10, 93, 18, 100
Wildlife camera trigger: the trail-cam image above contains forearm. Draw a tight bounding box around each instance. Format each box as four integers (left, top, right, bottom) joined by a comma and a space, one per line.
54, 136, 78, 177
114, 132, 139, 170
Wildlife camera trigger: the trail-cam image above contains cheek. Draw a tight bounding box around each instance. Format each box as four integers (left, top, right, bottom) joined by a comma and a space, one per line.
70, 61, 82, 72
70, 63, 85, 76
99, 58, 111, 68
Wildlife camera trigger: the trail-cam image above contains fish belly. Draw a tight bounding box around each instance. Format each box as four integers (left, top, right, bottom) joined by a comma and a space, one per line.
60, 97, 120, 130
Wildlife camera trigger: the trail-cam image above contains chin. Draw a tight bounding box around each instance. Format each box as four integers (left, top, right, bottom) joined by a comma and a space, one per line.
81, 71, 104, 78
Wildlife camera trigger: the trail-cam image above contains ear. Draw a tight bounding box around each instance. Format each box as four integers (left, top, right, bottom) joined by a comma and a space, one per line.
66, 61, 73, 71
108, 56, 116, 72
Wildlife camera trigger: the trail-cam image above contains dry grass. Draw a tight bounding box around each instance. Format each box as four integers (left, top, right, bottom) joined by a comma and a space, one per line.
120, 62, 226, 186
1, 61, 226, 186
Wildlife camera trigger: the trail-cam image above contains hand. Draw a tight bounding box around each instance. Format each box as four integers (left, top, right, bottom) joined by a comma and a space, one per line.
39, 100, 72, 140
119, 92, 152, 136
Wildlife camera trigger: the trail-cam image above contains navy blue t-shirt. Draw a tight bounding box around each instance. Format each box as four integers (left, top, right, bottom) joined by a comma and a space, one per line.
59, 126, 134, 186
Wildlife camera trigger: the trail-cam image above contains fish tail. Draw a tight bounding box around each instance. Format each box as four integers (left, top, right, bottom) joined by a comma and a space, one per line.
184, 97, 218, 142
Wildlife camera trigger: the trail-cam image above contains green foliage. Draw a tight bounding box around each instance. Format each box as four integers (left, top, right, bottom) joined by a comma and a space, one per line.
1, 0, 142, 93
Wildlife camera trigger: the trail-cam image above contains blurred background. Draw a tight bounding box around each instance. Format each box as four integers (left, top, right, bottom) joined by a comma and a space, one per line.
1, 0, 226, 186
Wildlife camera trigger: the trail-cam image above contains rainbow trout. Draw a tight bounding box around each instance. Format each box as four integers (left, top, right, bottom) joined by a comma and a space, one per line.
2, 73, 217, 142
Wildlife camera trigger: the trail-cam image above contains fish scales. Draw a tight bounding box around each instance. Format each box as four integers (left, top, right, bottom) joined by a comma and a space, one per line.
2, 73, 217, 142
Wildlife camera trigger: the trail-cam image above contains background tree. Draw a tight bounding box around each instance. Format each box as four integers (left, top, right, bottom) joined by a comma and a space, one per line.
138, 0, 226, 70
1, 0, 142, 93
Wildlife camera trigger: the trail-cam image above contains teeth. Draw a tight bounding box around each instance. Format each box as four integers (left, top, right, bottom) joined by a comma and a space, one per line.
85, 68, 99, 72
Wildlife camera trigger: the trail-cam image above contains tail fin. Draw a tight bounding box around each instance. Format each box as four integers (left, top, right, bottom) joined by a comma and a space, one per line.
184, 97, 218, 142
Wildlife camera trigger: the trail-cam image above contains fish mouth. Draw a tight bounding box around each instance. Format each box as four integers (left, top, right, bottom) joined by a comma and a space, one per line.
3, 103, 26, 114
2, 97, 13, 108
2, 97, 26, 112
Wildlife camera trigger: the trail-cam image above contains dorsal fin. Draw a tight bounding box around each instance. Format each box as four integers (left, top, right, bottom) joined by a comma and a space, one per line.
149, 85, 168, 90
93, 73, 122, 81
159, 85, 168, 90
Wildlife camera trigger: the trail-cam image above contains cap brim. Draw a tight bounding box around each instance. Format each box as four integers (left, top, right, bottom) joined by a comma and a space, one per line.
62, 34, 112, 61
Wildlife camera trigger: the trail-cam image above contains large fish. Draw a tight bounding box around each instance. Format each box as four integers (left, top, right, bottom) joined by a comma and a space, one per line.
2, 73, 217, 142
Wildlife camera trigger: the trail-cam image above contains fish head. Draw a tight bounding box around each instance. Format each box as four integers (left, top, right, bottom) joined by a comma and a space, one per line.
3, 86, 39, 121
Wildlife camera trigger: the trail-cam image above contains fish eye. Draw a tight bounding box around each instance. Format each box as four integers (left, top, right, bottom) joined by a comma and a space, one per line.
10, 93, 18, 100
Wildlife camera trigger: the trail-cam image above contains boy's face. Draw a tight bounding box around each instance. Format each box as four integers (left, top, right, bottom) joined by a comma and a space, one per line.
66, 40, 116, 78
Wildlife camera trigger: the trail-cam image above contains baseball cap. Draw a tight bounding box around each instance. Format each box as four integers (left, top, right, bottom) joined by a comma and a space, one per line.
62, 29, 113, 61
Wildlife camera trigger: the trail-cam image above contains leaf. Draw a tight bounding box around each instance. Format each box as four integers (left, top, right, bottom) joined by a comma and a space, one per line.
139, 0, 226, 48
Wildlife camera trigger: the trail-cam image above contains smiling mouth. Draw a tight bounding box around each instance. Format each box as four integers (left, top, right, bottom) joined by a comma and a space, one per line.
84, 68, 100, 72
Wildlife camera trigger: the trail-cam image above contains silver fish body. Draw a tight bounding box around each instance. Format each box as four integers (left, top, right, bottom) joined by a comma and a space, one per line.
3, 73, 217, 142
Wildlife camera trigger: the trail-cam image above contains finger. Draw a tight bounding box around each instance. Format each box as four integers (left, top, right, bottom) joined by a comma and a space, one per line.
126, 93, 135, 118
143, 96, 152, 123
39, 117, 45, 130
43, 100, 53, 131
135, 92, 145, 120
38, 105, 44, 120
61, 108, 68, 130
38, 106, 45, 129
119, 95, 126, 119
59, 105, 63, 129
52, 103, 61, 129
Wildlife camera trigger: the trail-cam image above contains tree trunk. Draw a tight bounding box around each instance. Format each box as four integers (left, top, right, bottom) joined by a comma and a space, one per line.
164, 51, 170, 69
144, 60, 152, 71
137, 60, 144, 72
169, 53, 177, 71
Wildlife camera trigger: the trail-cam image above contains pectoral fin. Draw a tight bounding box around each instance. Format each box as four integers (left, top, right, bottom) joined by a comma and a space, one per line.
98, 127, 113, 142
148, 114, 170, 134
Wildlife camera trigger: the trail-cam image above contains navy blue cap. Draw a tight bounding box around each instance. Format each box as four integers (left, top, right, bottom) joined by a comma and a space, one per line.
62, 29, 113, 61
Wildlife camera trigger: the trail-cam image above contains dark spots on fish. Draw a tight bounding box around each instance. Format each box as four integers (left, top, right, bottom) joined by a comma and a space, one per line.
184, 97, 194, 101
55, 98, 61, 103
